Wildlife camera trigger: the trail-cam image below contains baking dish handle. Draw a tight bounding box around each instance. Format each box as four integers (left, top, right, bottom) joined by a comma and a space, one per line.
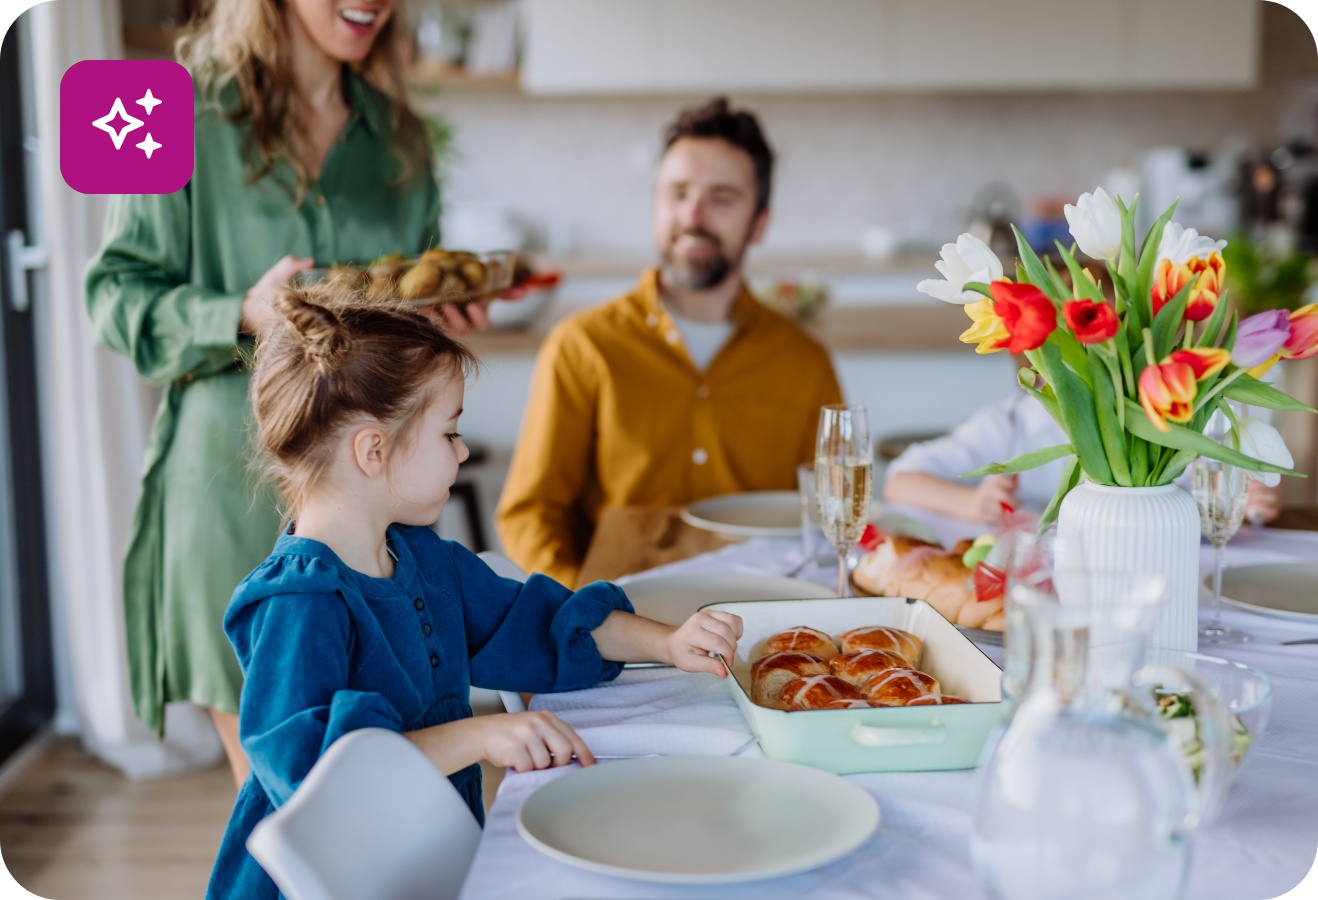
850, 721, 948, 748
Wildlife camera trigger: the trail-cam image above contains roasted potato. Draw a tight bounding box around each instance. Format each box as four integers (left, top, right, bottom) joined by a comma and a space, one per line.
397, 260, 442, 300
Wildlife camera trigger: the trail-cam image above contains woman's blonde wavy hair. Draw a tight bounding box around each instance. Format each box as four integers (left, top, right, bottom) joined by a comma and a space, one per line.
176, 0, 432, 198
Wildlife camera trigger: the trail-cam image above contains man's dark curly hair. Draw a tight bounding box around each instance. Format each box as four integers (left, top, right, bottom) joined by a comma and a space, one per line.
662, 97, 774, 214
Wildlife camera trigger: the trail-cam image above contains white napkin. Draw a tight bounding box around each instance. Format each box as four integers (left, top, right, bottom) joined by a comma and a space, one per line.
573, 724, 755, 758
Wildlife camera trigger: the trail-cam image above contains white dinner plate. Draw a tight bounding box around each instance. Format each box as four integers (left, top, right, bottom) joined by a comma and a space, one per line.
680, 491, 936, 542
680, 491, 805, 538
621, 572, 832, 626
1215, 562, 1318, 621
516, 755, 880, 884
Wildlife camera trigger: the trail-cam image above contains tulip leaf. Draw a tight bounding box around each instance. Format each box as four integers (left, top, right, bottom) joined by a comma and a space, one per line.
1198, 283, 1232, 348
1088, 346, 1132, 486
1012, 225, 1067, 304
1220, 313, 1238, 354
1055, 242, 1107, 305
1130, 435, 1150, 485
1039, 454, 1082, 533
1223, 373, 1318, 412
961, 442, 1074, 478
1043, 257, 1072, 307
1134, 201, 1178, 308
1151, 280, 1193, 360
1160, 448, 1198, 483
1038, 342, 1115, 484
962, 281, 994, 298
1118, 197, 1139, 294
1123, 399, 1304, 477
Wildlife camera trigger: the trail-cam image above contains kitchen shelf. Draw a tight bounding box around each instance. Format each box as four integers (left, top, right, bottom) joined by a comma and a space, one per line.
406, 61, 521, 91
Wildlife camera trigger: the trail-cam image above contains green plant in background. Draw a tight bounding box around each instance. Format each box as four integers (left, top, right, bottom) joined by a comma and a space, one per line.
1222, 235, 1313, 318
422, 111, 460, 183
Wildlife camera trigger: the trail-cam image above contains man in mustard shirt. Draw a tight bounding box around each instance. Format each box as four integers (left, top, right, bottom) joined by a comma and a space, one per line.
497, 97, 843, 586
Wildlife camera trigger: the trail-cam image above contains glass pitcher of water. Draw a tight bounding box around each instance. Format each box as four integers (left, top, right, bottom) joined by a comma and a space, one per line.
971, 570, 1232, 900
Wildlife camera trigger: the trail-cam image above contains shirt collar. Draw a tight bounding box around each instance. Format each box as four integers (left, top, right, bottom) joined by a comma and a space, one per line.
344, 68, 390, 139
637, 267, 761, 335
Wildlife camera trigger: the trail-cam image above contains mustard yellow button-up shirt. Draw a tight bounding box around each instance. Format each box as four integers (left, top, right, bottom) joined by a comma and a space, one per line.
496, 269, 843, 586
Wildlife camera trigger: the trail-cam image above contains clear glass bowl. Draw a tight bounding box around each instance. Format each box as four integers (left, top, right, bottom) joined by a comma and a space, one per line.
291, 249, 516, 307
1144, 648, 1273, 776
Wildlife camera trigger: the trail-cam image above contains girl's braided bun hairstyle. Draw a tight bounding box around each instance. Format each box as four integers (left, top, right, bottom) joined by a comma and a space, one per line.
251, 284, 476, 515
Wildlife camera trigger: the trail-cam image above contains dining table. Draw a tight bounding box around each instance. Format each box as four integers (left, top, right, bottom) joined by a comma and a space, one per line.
459, 505, 1318, 900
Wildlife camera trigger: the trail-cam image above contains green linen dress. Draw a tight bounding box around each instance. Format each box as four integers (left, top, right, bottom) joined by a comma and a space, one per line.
85, 71, 440, 733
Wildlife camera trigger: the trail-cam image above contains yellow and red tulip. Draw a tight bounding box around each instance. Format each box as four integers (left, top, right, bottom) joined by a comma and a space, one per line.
1280, 304, 1318, 360
1167, 347, 1230, 381
1138, 359, 1197, 432
1151, 252, 1225, 322
959, 298, 1011, 354
990, 281, 1057, 353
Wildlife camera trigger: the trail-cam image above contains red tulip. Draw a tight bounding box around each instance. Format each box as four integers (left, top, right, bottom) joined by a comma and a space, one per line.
990, 282, 1057, 353
1138, 359, 1197, 432
1062, 298, 1119, 344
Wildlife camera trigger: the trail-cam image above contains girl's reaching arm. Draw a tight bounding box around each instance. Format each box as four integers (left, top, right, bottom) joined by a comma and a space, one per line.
406, 711, 595, 774
589, 609, 743, 678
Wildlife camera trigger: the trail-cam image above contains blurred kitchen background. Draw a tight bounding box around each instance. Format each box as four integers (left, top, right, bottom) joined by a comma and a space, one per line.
108, 0, 1318, 548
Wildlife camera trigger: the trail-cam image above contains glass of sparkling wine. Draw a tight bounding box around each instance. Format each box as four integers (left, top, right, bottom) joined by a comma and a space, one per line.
815, 405, 872, 598
1192, 456, 1250, 644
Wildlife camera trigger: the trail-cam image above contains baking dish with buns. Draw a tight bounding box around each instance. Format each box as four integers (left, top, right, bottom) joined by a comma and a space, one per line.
705, 596, 1007, 774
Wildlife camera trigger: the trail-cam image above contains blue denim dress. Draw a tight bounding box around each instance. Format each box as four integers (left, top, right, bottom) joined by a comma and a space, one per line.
206, 524, 632, 898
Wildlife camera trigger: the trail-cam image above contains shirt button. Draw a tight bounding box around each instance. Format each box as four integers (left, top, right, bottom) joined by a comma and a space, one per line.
692, 448, 708, 465
695, 385, 710, 399
429, 654, 440, 668
414, 598, 425, 611
665, 330, 680, 345
645, 313, 659, 328
422, 623, 432, 637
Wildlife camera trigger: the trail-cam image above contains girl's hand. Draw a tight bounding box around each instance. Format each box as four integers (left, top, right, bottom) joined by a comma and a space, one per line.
477, 711, 595, 773
665, 610, 743, 678
242, 255, 314, 338
970, 474, 1018, 523
1245, 480, 1282, 525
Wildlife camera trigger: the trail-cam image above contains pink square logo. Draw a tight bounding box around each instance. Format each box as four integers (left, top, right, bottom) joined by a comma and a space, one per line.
60, 60, 194, 195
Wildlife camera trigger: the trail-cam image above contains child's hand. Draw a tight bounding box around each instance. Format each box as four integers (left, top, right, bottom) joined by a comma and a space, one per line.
970, 474, 1019, 523
1245, 480, 1282, 525
665, 610, 743, 678
477, 711, 595, 773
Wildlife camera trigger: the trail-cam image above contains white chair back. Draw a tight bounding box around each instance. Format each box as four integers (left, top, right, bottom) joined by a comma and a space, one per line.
246, 728, 481, 900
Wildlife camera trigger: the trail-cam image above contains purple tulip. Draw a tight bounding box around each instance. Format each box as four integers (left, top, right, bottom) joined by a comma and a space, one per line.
1232, 310, 1292, 369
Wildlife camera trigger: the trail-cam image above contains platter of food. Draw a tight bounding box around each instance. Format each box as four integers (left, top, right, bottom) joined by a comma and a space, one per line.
291, 248, 516, 307
705, 596, 1007, 773
516, 755, 879, 884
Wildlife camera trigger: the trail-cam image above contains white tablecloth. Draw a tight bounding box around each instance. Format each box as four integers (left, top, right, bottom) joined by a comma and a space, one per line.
460, 525, 1318, 900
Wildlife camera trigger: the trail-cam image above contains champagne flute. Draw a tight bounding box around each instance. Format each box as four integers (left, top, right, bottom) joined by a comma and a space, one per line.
1191, 456, 1250, 644
815, 405, 872, 598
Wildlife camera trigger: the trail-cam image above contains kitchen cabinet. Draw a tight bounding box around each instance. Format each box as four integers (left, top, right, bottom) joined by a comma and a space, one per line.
520, 0, 1259, 94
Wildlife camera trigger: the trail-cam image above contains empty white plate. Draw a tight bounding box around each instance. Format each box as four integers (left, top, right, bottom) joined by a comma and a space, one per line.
680, 491, 804, 538
516, 755, 880, 883
1215, 562, 1318, 621
622, 572, 832, 626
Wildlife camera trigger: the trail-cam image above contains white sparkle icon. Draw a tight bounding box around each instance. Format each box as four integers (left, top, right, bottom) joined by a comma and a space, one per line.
136, 88, 162, 115
92, 97, 144, 150
136, 133, 162, 159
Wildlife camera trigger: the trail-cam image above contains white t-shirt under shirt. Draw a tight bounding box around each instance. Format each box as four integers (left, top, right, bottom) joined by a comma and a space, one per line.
665, 306, 735, 372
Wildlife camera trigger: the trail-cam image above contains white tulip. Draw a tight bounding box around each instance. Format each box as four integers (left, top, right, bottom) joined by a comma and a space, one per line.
916, 233, 1004, 304
1063, 187, 1123, 261
1233, 416, 1292, 487
1156, 222, 1227, 266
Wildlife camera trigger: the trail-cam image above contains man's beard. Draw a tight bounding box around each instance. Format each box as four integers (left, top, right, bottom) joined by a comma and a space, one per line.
659, 227, 744, 291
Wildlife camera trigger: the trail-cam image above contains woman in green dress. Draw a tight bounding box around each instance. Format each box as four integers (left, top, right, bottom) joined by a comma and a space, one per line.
85, 0, 480, 784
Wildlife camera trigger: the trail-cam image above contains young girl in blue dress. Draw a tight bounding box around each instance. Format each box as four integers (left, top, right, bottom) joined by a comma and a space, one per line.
207, 287, 743, 898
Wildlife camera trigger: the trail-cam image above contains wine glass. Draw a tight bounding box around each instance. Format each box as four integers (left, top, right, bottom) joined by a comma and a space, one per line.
1191, 456, 1250, 644
814, 405, 872, 598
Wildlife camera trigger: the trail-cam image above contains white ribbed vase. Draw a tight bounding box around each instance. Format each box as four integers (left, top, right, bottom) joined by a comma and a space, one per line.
1055, 481, 1200, 653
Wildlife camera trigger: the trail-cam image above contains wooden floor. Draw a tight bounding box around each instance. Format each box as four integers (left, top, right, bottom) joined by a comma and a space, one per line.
0, 736, 504, 899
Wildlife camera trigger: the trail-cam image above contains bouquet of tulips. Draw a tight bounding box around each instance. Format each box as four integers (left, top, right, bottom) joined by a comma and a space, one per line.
917, 188, 1317, 527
